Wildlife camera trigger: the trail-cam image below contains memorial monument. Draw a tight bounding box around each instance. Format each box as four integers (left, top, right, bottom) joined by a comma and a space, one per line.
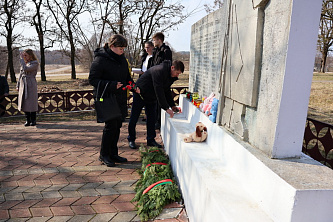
161, 0, 333, 221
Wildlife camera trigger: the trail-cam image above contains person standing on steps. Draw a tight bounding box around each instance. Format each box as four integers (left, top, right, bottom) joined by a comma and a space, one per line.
17, 49, 39, 126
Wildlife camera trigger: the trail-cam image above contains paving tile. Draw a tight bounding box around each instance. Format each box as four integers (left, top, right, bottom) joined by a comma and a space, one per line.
30, 207, 53, 217
51, 197, 80, 207
110, 211, 137, 222
26, 216, 52, 222
95, 188, 118, 196
77, 189, 100, 197
71, 196, 99, 206
42, 185, 67, 192
33, 198, 61, 208
111, 202, 135, 212
11, 200, 40, 209
0, 210, 9, 220
22, 192, 43, 200
5, 218, 29, 222
7, 187, 31, 194
67, 215, 95, 222
71, 205, 95, 215
9, 208, 31, 218
0, 200, 22, 210
113, 193, 136, 203
78, 182, 102, 190
34, 180, 52, 186
155, 208, 182, 220
91, 196, 119, 205
41, 191, 62, 199
24, 185, 50, 193
60, 184, 84, 191
4, 193, 24, 201
91, 204, 117, 214
59, 191, 81, 198
177, 209, 189, 222
46, 216, 73, 222
89, 213, 116, 222
50, 206, 75, 216
97, 181, 119, 189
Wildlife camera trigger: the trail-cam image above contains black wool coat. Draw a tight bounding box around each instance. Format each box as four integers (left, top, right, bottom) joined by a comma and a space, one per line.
89, 45, 134, 119
136, 60, 178, 110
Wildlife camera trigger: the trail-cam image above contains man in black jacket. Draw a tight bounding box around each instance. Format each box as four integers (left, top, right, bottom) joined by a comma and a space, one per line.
150, 32, 173, 130
127, 60, 184, 149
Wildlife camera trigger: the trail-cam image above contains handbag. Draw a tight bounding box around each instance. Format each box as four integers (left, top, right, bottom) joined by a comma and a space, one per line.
94, 81, 122, 123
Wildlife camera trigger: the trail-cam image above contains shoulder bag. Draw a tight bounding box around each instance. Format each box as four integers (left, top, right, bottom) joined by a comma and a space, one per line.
94, 81, 122, 123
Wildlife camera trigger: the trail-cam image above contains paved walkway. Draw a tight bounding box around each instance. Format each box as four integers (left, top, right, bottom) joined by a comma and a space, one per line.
0, 119, 188, 222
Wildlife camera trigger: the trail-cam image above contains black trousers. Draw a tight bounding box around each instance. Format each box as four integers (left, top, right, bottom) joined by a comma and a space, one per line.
127, 93, 157, 143
100, 117, 122, 157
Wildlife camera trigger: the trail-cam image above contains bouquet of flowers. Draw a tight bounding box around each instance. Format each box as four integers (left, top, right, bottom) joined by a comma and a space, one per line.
122, 81, 143, 100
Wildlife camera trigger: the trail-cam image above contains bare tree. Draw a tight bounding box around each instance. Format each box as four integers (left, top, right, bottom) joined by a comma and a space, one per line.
75, 0, 199, 68
318, 0, 333, 73
204, 0, 223, 13
46, 0, 89, 79
0, 0, 24, 83
28, 0, 57, 81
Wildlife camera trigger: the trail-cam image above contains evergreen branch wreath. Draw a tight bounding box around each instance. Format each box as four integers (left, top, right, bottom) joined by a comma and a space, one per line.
132, 146, 182, 221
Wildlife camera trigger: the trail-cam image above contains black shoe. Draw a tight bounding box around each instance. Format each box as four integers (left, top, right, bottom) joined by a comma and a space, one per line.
30, 121, 36, 126
99, 156, 116, 167
24, 121, 31, 127
129, 141, 137, 149
147, 140, 162, 148
110, 155, 128, 163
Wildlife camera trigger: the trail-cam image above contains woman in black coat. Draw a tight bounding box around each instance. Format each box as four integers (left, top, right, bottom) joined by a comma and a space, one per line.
89, 34, 136, 167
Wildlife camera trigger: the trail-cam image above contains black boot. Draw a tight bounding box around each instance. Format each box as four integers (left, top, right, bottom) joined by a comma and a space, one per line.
30, 112, 37, 126
24, 112, 31, 126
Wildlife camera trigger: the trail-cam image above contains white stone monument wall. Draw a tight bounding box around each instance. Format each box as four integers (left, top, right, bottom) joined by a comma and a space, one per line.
189, 0, 321, 158
189, 8, 227, 97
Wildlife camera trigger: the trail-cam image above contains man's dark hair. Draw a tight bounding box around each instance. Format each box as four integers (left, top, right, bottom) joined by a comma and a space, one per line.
107, 34, 128, 47
172, 60, 185, 73
145, 41, 154, 47
152, 32, 165, 42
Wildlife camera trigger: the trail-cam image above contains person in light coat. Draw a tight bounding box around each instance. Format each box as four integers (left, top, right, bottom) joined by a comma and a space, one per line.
17, 49, 39, 126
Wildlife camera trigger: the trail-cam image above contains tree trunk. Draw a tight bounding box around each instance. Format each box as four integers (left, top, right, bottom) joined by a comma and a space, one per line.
39, 43, 46, 81
68, 28, 76, 79
321, 48, 328, 73
6, 34, 16, 83
37, 13, 46, 81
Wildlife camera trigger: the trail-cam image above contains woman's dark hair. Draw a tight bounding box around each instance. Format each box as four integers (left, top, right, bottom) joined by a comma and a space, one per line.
106, 34, 128, 48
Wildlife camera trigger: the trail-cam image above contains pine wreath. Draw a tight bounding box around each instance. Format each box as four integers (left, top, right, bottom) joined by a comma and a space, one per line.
132, 146, 182, 221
